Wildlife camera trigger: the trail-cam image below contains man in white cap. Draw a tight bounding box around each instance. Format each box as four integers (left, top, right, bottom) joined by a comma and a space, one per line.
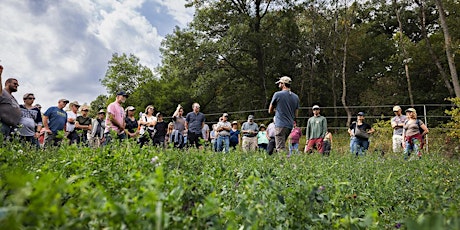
304, 105, 327, 154
66, 101, 80, 144
241, 114, 259, 152
268, 76, 300, 153
216, 113, 231, 153
391, 105, 407, 153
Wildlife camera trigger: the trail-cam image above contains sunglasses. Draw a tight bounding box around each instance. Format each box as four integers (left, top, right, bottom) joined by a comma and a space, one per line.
82, 109, 89, 112
25, 97, 35, 100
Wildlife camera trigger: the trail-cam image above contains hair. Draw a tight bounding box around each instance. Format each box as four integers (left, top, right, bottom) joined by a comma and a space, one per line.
192, 102, 200, 108
5, 78, 17, 86
23, 93, 34, 100
145, 105, 155, 114
284, 83, 291, 88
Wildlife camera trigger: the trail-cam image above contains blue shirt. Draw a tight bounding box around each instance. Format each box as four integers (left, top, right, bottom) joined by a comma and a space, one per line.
270, 90, 299, 129
186, 112, 205, 134
44, 106, 67, 134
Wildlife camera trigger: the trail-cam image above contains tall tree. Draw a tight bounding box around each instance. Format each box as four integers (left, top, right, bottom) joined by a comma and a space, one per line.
434, 0, 460, 97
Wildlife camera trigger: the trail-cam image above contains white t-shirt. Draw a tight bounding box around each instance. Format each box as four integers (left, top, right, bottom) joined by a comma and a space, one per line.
140, 114, 157, 134
66, 111, 77, 132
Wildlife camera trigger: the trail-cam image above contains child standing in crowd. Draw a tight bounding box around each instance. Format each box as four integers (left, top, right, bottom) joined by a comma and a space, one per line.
288, 121, 302, 156
323, 131, 332, 156
257, 124, 269, 151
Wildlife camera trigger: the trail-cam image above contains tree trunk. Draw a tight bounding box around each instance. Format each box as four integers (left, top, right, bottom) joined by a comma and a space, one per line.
393, 0, 414, 106
415, 0, 454, 97
341, 0, 352, 126
435, 0, 460, 98
254, 0, 268, 107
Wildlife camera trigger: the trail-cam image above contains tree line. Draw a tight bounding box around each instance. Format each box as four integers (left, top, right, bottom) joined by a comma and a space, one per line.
92, 0, 460, 127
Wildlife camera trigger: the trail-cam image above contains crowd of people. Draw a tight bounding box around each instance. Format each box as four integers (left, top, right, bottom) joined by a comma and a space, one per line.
0, 65, 429, 159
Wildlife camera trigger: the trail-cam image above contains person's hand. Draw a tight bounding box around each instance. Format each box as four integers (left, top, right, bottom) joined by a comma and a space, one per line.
45, 128, 52, 134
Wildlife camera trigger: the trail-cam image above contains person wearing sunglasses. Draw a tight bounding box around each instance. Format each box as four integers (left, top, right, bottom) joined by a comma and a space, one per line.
18, 93, 42, 147
75, 105, 92, 145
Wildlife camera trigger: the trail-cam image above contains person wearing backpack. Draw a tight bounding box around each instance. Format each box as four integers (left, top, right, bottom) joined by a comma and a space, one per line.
402, 108, 429, 160
348, 112, 375, 156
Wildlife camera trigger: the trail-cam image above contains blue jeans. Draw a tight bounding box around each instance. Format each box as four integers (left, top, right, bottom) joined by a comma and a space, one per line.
103, 132, 126, 145
217, 135, 230, 153
352, 137, 369, 156
404, 137, 421, 160
289, 142, 299, 156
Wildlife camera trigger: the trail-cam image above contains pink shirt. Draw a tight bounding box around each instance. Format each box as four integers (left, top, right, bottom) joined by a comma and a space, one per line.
104, 102, 125, 134
289, 127, 302, 144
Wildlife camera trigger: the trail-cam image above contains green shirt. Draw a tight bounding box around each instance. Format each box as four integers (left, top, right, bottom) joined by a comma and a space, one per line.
306, 115, 327, 139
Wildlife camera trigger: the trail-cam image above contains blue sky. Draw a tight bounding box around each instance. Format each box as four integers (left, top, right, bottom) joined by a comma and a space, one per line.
0, 0, 194, 110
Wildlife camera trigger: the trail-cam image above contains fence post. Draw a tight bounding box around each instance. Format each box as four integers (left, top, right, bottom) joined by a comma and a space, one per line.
423, 104, 428, 152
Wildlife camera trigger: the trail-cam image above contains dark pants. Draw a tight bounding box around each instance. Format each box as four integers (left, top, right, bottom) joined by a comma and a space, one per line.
267, 137, 276, 155
153, 135, 166, 147
19, 135, 40, 148
187, 131, 202, 148
45, 132, 63, 147
67, 130, 78, 144
0, 121, 14, 141
103, 132, 126, 145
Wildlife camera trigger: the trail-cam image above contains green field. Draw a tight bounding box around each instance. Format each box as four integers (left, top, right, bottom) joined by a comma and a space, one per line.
1, 135, 459, 229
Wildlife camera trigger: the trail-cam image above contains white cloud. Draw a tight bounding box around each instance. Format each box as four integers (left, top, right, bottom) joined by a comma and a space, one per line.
0, 0, 193, 111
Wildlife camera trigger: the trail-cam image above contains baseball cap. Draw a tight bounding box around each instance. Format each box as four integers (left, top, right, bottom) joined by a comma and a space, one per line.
222, 113, 229, 117
23, 93, 34, 99
312, 105, 320, 110
275, 76, 292, 84
117, 91, 128, 97
59, 99, 69, 103
232, 121, 238, 125
98, 109, 106, 114
393, 106, 402, 112
69, 101, 80, 107
405, 108, 416, 113
357, 112, 365, 116
126, 106, 135, 111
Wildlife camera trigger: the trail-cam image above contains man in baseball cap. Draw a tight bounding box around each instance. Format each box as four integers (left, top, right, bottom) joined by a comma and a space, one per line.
391, 105, 407, 153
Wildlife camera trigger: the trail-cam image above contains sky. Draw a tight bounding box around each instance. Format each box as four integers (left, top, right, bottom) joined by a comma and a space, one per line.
0, 0, 194, 111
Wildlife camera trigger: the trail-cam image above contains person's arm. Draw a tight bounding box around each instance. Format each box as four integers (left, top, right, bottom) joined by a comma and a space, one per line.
420, 124, 429, 136
322, 118, 327, 138
391, 118, 398, 129
109, 113, 123, 129
367, 124, 375, 134
42, 116, 52, 133
268, 103, 275, 114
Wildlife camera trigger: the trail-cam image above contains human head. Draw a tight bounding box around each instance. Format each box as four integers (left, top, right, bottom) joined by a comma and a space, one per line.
34, 104, 42, 110
405, 108, 417, 119
276, 76, 292, 89
97, 109, 106, 119
80, 105, 89, 116
156, 112, 163, 121
393, 105, 402, 116
312, 105, 320, 115
222, 113, 229, 121
69, 101, 80, 112
357, 112, 365, 120
116, 91, 128, 103
145, 105, 154, 115
23, 93, 35, 106
248, 115, 254, 123
5, 78, 19, 93
58, 99, 69, 109
126, 106, 136, 116
232, 121, 238, 127
259, 124, 266, 131
192, 103, 200, 113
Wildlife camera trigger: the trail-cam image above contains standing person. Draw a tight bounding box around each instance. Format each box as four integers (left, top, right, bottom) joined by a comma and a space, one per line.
257, 124, 269, 151
66, 101, 80, 144
241, 115, 259, 152
43, 99, 69, 147
323, 131, 333, 156
210, 124, 218, 151
75, 105, 92, 145
139, 105, 157, 147
268, 76, 300, 153
185, 102, 206, 149
229, 121, 240, 150
171, 104, 186, 148
216, 113, 231, 153
153, 112, 167, 147
391, 106, 407, 153
0, 65, 21, 140
124, 106, 139, 139
165, 122, 174, 147
18, 93, 42, 147
288, 121, 301, 156
104, 92, 127, 144
402, 108, 429, 160
90, 109, 106, 147
348, 112, 375, 156
202, 122, 210, 149
304, 105, 327, 154
266, 117, 276, 155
